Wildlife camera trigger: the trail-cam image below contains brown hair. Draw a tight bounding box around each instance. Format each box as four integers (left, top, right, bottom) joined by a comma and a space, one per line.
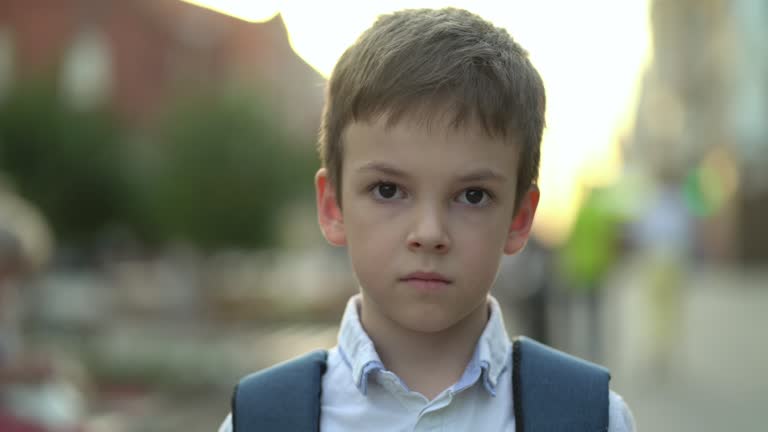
318, 7, 546, 211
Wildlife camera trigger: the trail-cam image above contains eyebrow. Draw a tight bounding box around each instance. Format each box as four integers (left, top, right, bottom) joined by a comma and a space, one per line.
456, 169, 508, 183
355, 162, 508, 183
356, 162, 411, 179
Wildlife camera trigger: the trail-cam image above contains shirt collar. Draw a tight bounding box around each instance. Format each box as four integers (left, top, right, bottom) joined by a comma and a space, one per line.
336, 294, 511, 396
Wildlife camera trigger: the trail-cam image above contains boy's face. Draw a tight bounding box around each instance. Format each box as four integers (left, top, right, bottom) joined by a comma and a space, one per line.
316, 115, 539, 334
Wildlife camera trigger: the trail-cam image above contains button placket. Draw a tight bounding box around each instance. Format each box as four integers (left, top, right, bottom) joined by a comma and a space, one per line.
377, 371, 427, 412
414, 410, 443, 432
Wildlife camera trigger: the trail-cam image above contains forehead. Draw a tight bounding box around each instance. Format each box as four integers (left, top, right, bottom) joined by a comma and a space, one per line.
342, 114, 521, 180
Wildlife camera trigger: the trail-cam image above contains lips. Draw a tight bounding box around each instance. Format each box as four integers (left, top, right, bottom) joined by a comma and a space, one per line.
401, 271, 451, 283
400, 271, 452, 291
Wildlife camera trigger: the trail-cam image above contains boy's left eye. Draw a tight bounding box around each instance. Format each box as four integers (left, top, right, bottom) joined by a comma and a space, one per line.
457, 188, 491, 206
370, 182, 406, 200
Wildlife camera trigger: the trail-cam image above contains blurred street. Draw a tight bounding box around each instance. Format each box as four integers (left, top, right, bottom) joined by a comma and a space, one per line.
604, 260, 768, 432
83, 260, 767, 432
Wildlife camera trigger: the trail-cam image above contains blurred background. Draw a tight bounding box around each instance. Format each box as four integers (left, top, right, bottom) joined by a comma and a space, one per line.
0, 1, 765, 431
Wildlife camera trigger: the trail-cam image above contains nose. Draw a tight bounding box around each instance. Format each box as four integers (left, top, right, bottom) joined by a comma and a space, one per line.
407, 204, 450, 253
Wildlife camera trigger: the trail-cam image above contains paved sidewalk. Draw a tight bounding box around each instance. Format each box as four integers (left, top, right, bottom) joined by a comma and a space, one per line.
85, 261, 767, 432
604, 262, 768, 431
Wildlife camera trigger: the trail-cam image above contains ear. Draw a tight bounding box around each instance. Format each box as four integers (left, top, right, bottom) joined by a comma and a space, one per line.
503, 186, 540, 255
315, 168, 346, 246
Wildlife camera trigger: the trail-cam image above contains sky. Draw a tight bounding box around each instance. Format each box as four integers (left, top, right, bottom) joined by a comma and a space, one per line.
182, 0, 653, 244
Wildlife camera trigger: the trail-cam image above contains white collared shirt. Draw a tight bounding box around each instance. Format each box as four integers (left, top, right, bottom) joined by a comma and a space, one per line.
218, 295, 635, 431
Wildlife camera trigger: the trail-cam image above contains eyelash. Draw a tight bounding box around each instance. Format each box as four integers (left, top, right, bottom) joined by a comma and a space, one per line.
366, 181, 495, 206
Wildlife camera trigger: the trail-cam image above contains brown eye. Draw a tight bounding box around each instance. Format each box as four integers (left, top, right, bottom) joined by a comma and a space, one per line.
372, 182, 403, 200
465, 189, 484, 204
457, 188, 491, 206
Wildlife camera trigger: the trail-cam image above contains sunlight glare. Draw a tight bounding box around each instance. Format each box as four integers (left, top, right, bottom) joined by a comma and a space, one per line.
180, 0, 281, 23
179, 0, 653, 245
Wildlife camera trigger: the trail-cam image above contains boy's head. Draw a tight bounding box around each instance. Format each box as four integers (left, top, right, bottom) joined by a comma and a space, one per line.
318, 7, 545, 212
315, 8, 545, 334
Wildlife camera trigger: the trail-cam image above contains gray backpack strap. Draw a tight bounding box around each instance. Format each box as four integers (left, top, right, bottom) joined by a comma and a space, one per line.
513, 336, 610, 432
232, 349, 328, 432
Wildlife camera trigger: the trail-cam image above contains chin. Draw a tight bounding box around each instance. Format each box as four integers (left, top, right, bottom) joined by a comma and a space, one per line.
396, 312, 462, 334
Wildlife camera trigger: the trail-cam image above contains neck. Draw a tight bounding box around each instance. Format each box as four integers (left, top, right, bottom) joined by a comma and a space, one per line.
359, 296, 490, 400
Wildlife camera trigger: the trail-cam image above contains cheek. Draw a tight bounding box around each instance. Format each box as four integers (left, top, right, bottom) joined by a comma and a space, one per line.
455, 209, 511, 245
347, 235, 397, 292
344, 205, 400, 268
451, 215, 508, 272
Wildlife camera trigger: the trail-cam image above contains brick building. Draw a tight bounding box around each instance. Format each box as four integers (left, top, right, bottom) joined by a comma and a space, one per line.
0, 0, 324, 131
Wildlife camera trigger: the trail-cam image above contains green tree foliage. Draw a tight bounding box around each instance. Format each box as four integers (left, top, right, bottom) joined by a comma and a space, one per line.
0, 81, 316, 252
134, 89, 316, 250
0, 80, 129, 247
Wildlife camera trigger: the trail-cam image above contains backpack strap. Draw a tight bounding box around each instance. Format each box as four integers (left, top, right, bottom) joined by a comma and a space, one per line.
513, 336, 610, 432
232, 349, 328, 432
231, 340, 608, 431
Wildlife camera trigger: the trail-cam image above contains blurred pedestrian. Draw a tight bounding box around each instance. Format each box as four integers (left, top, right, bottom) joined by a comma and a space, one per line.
0, 178, 83, 432
630, 175, 693, 377
559, 185, 626, 362
495, 235, 554, 344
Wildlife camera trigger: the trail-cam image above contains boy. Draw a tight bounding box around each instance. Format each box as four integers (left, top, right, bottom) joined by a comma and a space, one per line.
220, 7, 634, 431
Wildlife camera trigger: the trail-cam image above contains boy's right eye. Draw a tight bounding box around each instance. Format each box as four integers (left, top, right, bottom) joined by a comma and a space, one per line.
371, 182, 405, 200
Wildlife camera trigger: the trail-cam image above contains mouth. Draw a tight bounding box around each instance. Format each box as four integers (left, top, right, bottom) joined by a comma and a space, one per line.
400, 271, 452, 291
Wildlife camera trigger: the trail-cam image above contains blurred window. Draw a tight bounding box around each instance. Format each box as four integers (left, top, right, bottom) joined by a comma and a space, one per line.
60, 28, 112, 110
0, 28, 13, 102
